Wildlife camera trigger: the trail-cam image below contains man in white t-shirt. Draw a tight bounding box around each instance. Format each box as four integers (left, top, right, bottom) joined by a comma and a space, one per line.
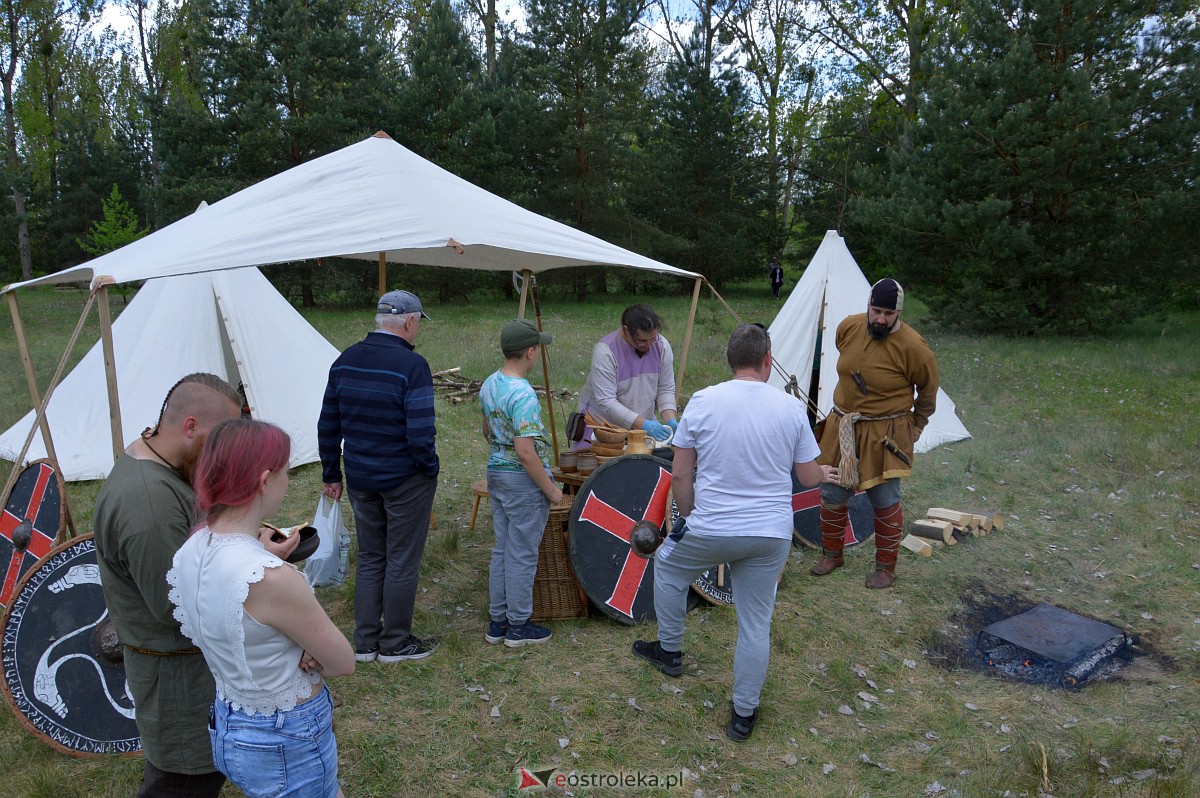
632, 324, 839, 742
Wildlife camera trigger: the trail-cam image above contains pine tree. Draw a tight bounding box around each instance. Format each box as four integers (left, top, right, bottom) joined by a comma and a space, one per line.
632, 24, 767, 285
853, 0, 1200, 334
76, 183, 147, 255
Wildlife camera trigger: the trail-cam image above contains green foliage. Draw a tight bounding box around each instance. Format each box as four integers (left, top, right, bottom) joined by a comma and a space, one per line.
75, 184, 147, 256
852, 0, 1200, 334
630, 24, 769, 286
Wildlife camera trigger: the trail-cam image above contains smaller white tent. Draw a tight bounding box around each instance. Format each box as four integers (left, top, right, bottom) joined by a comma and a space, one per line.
767, 230, 970, 453
0, 267, 339, 481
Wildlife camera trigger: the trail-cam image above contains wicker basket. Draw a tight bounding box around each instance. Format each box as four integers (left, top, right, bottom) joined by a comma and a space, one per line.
531, 498, 589, 621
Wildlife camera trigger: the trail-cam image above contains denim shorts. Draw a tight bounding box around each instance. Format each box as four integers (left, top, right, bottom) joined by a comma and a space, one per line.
209, 685, 339, 798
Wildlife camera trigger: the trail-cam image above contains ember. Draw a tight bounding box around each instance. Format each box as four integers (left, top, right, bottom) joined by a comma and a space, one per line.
975, 603, 1136, 688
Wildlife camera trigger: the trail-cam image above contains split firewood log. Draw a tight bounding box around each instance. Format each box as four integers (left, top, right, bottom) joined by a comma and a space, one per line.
912, 519, 956, 545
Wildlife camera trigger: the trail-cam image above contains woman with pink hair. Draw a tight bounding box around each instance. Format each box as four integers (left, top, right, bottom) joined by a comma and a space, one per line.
168, 418, 354, 798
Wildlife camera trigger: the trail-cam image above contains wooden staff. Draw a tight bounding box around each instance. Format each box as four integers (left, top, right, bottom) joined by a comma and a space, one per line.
524, 271, 560, 464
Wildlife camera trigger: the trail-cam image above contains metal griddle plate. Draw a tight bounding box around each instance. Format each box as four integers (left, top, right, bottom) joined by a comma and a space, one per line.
981, 603, 1124, 664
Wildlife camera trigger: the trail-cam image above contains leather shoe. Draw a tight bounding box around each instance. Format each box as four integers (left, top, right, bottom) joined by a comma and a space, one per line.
810, 556, 844, 576
865, 569, 896, 589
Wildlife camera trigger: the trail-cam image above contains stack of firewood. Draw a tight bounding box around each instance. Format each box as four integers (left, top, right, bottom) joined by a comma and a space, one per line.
900, 507, 1005, 557
432, 367, 573, 404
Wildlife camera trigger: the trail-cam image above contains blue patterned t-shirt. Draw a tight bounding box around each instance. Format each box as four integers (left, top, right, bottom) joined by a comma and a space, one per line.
480, 371, 551, 473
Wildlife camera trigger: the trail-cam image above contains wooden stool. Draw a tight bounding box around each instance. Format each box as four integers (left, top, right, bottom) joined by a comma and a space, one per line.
469, 479, 490, 531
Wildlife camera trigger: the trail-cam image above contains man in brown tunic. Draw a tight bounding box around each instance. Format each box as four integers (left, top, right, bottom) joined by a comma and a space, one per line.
810, 278, 939, 588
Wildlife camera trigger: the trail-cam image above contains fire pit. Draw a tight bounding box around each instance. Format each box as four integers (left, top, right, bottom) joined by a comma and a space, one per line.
976, 603, 1136, 688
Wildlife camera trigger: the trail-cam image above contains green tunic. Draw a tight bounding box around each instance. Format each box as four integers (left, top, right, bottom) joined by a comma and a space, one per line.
93, 454, 218, 775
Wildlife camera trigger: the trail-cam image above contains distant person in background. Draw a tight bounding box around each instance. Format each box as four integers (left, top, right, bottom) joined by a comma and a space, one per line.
577, 303, 677, 444
769, 260, 784, 299
170, 418, 354, 798
809, 278, 939, 589
319, 289, 439, 663
479, 320, 564, 648
94, 373, 295, 798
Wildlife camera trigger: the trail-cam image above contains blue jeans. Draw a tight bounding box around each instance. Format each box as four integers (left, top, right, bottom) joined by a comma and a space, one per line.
487, 469, 551, 624
348, 472, 437, 651
209, 686, 339, 798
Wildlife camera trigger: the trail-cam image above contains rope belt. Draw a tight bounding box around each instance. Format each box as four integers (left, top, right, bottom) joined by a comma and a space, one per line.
124, 644, 203, 657
832, 405, 908, 489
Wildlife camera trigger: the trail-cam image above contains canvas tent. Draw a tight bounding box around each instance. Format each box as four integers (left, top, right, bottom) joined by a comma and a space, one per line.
3, 132, 699, 291
0, 267, 340, 481
767, 230, 970, 453
1, 132, 703, 489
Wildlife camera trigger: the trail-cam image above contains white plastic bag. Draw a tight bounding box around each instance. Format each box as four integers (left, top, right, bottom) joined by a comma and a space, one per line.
305, 495, 350, 588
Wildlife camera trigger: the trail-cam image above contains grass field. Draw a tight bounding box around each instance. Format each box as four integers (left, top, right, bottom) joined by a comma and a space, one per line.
1, 278, 1197, 798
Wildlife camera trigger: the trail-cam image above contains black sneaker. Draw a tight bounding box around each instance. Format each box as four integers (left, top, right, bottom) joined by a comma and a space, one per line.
632, 640, 683, 677
378, 636, 437, 662
503, 621, 552, 648
725, 704, 758, 742
354, 646, 378, 663
485, 620, 508, 644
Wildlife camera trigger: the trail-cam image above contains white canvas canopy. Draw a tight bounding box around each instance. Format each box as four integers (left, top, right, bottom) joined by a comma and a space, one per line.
1, 133, 704, 491
3, 132, 697, 292
767, 230, 970, 453
0, 267, 339, 481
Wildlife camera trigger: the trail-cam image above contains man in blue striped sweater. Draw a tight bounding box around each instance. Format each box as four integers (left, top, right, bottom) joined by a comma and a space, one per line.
319, 290, 440, 663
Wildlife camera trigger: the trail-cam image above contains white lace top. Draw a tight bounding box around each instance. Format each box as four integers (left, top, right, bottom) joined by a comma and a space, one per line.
167, 529, 320, 716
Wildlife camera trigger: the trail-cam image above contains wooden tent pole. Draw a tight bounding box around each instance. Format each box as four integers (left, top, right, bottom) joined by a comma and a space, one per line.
525, 271, 560, 464
6, 292, 62, 467
2, 289, 99, 538
516, 271, 530, 318
95, 280, 124, 464
674, 276, 703, 406
377, 252, 387, 296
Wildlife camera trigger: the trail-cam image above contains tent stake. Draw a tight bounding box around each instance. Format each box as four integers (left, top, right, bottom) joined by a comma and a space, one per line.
674, 276, 703, 406
95, 280, 124, 465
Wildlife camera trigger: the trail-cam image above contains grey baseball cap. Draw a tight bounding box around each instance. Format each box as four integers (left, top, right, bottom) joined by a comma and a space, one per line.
377, 289, 431, 319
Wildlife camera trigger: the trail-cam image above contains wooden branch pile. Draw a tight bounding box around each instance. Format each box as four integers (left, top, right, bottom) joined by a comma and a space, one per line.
431, 367, 575, 405
900, 507, 1006, 557
432, 368, 482, 404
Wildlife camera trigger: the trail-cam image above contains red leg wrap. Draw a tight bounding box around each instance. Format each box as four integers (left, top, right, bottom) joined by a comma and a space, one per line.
873, 503, 903, 572
819, 503, 849, 558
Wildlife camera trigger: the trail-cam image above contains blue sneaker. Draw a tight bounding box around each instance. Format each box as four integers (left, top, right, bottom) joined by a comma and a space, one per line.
503, 621, 552, 648
485, 620, 508, 644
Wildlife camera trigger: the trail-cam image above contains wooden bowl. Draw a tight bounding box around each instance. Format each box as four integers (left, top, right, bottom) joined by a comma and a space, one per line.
589, 443, 625, 457
592, 428, 627, 445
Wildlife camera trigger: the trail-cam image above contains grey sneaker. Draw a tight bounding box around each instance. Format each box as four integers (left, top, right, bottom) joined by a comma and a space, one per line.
632, 639, 683, 677
354, 646, 378, 663
378, 636, 436, 662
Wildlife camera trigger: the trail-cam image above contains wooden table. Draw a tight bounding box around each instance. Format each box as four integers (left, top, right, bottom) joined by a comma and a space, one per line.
551, 468, 590, 493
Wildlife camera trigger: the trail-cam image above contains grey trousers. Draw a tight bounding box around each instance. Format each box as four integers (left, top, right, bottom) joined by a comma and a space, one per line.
653, 532, 790, 716
348, 472, 437, 651
486, 469, 551, 624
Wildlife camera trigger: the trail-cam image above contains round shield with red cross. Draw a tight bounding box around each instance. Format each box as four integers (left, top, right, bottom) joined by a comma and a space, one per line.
568, 455, 699, 624
1, 533, 141, 757
1, 459, 66, 608
790, 473, 875, 549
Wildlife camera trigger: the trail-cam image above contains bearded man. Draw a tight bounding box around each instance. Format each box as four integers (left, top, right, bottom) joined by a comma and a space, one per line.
809, 278, 939, 589
94, 373, 298, 797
